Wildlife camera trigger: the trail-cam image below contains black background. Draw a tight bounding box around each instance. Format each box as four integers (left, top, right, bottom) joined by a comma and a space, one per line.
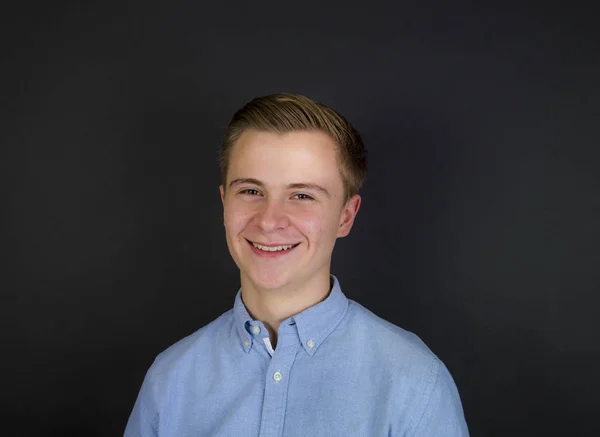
2, 2, 599, 436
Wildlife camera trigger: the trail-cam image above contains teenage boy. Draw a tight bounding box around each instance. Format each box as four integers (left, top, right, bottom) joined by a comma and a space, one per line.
125, 93, 469, 436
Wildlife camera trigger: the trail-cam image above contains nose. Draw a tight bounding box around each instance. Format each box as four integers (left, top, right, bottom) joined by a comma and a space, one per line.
257, 198, 289, 232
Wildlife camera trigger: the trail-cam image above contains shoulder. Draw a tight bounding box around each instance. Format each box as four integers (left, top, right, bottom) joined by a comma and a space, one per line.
343, 300, 467, 432
343, 299, 444, 394
346, 299, 439, 363
145, 309, 234, 383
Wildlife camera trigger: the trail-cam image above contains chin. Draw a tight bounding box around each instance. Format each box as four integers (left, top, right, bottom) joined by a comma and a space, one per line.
246, 268, 294, 291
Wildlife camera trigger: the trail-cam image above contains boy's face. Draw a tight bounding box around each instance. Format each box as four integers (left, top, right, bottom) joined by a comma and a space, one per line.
220, 129, 361, 292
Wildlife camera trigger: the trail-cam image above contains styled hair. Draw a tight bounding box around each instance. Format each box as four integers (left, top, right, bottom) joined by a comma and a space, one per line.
218, 93, 367, 202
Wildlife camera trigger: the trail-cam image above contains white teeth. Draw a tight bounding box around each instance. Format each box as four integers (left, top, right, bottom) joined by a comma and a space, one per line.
251, 242, 295, 252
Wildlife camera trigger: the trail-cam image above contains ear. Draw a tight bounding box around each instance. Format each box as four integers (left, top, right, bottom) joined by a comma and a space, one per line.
337, 194, 361, 238
219, 185, 226, 227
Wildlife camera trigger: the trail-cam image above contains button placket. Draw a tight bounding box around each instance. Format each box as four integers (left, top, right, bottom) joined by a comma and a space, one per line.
257, 328, 299, 437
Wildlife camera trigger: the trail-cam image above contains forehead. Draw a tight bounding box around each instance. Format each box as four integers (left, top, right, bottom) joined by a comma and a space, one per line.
228, 129, 343, 189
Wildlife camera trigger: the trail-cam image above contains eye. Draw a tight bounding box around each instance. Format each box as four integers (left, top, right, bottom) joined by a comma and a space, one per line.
240, 189, 261, 196
293, 193, 314, 201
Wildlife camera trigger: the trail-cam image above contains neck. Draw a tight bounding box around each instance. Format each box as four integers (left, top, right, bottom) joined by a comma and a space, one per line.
240, 269, 332, 348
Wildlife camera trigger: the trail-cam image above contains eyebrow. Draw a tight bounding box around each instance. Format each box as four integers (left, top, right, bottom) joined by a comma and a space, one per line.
229, 178, 331, 197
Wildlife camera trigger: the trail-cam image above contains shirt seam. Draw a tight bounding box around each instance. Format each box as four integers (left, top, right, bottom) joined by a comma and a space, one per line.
142, 366, 160, 434
408, 357, 441, 437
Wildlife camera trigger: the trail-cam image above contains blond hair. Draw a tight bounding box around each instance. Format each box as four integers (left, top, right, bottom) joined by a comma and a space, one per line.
218, 93, 367, 202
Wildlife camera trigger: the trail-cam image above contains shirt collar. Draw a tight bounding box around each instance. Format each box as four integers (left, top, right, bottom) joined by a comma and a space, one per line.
233, 275, 349, 356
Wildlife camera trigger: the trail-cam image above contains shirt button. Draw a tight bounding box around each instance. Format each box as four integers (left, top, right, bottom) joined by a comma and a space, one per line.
243, 340, 250, 349
273, 372, 283, 382
251, 326, 261, 335
307, 340, 315, 349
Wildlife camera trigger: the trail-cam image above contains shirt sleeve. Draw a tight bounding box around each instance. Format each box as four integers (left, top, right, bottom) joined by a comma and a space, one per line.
124, 368, 159, 437
410, 361, 470, 437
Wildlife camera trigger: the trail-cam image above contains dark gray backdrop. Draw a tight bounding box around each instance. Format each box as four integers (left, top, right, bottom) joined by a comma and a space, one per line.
2, 2, 599, 436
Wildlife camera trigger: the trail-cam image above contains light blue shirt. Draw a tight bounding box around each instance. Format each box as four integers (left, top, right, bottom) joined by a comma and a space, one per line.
125, 276, 469, 436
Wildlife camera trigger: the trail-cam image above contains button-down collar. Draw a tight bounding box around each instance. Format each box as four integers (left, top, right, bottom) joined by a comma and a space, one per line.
233, 275, 349, 356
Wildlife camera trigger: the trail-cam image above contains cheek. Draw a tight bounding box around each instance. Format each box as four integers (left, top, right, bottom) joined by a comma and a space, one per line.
224, 205, 251, 234
295, 210, 336, 237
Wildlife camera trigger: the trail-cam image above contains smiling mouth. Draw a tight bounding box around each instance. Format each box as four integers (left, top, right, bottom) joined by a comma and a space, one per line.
246, 239, 301, 253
